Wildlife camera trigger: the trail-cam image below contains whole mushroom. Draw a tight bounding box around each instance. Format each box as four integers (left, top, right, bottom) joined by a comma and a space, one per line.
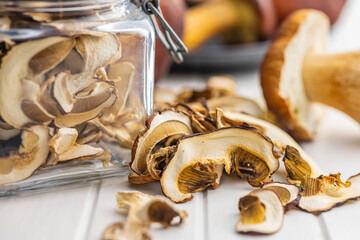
261, 9, 360, 140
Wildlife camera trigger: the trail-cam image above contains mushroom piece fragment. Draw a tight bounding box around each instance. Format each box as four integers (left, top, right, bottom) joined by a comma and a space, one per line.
296, 173, 360, 213
261, 182, 301, 212
0, 119, 20, 140
283, 146, 360, 213
0, 125, 49, 185
54, 82, 118, 128
102, 191, 187, 240
236, 189, 284, 234
48, 127, 110, 166
0, 36, 74, 128
130, 109, 193, 183
161, 126, 279, 203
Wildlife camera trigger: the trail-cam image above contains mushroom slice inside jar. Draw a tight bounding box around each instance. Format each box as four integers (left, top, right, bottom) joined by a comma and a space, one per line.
102, 191, 187, 240
54, 83, 117, 128
130, 109, 193, 177
261, 182, 302, 212
236, 189, 284, 234
68, 34, 122, 94
0, 125, 49, 185
0, 36, 74, 128
0, 119, 20, 140
48, 127, 110, 166
160, 126, 279, 203
100, 62, 136, 123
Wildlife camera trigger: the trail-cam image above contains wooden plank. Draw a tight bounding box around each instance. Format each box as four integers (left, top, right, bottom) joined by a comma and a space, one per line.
0, 184, 96, 240
87, 177, 205, 240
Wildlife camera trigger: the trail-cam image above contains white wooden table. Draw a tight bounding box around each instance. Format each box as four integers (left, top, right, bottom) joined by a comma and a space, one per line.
1, 1, 360, 239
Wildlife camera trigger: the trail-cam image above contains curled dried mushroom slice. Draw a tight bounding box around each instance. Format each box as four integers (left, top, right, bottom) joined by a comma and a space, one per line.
218, 110, 324, 176
0, 119, 20, 140
283, 146, 360, 213
161, 126, 279, 202
0, 36, 74, 128
68, 34, 122, 94
261, 182, 301, 212
48, 127, 110, 166
296, 173, 360, 213
0, 125, 49, 185
130, 109, 193, 177
54, 83, 117, 128
102, 191, 187, 240
236, 189, 284, 234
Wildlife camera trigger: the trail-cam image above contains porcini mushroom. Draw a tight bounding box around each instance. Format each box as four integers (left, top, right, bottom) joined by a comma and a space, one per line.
130, 109, 193, 183
160, 126, 279, 202
0, 125, 49, 185
296, 173, 360, 213
261, 9, 360, 140
0, 36, 74, 128
102, 191, 187, 240
236, 189, 284, 234
261, 182, 301, 212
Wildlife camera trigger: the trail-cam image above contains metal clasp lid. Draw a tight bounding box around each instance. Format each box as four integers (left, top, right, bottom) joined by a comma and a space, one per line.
131, 0, 188, 64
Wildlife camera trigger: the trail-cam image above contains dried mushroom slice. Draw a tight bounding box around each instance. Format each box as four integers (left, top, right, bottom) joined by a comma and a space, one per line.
48, 127, 109, 166
0, 125, 49, 185
130, 109, 193, 176
296, 173, 360, 213
102, 191, 187, 240
261, 182, 301, 212
207, 75, 237, 97
160, 126, 279, 203
205, 96, 266, 118
219, 110, 324, 177
68, 34, 122, 94
0, 119, 20, 140
54, 85, 117, 127
236, 189, 284, 234
0, 36, 74, 128
100, 62, 135, 123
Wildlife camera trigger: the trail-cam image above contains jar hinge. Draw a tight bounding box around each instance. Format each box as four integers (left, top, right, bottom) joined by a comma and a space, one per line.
131, 0, 188, 64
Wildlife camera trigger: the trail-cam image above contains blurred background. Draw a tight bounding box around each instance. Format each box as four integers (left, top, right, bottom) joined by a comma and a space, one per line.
155, 0, 360, 81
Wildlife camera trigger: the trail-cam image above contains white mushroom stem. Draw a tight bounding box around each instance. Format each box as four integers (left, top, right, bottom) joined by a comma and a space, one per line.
302, 51, 360, 123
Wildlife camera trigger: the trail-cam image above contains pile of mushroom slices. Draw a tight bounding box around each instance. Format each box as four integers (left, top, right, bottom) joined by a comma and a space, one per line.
0, 29, 144, 185
129, 76, 360, 235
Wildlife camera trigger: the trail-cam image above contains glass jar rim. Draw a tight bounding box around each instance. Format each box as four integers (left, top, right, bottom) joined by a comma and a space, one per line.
0, 0, 129, 13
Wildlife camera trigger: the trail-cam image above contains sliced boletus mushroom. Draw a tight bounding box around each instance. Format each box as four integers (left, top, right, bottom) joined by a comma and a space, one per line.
68, 34, 122, 94
236, 189, 283, 234
100, 61, 135, 123
48, 127, 110, 166
0, 125, 49, 185
54, 83, 117, 128
217, 109, 324, 177
282, 146, 360, 213
261, 182, 301, 212
0, 36, 74, 128
0, 119, 20, 140
102, 191, 187, 240
161, 126, 279, 202
130, 109, 193, 180
262, 9, 360, 140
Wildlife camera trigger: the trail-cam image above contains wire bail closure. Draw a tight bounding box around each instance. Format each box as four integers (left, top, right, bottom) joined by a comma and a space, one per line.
132, 0, 188, 64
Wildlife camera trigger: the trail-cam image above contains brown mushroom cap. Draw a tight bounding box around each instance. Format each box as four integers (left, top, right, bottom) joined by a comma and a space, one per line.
261, 9, 329, 140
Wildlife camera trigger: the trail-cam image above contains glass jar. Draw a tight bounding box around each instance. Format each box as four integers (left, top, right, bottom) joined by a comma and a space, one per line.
0, 0, 155, 194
